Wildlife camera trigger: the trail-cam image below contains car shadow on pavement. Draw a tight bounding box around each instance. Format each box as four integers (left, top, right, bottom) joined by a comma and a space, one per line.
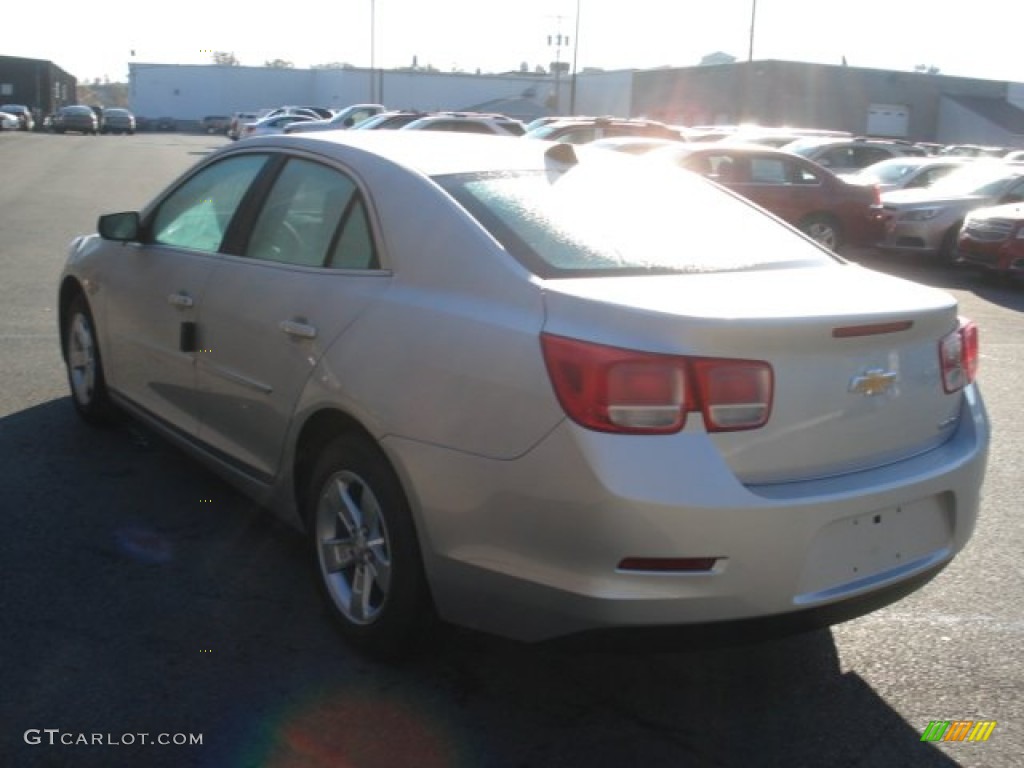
2, 398, 963, 768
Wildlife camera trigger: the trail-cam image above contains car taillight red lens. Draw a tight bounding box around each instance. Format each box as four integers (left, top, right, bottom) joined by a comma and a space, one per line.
939, 318, 979, 394
540, 333, 772, 434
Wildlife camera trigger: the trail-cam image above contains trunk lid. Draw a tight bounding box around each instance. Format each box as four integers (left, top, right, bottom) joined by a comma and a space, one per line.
541, 263, 964, 484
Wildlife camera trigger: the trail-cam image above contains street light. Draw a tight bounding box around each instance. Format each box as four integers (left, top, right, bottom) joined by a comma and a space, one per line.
569, 0, 581, 114
748, 0, 757, 62
370, 0, 376, 103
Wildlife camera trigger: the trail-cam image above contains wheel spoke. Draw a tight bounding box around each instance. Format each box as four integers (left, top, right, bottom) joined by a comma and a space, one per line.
366, 552, 391, 595
334, 478, 364, 536
321, 537, 356, 573
350, 563, 374, 621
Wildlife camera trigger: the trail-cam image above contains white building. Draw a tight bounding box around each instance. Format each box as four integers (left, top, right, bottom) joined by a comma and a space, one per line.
128, 62, 634, 124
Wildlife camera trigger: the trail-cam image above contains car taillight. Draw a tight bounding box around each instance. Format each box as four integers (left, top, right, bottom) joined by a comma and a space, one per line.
540, 333, 772, 434
939, 318, 979, 394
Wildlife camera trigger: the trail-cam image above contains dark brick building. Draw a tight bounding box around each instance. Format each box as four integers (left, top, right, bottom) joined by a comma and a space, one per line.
0, 55, 77, 125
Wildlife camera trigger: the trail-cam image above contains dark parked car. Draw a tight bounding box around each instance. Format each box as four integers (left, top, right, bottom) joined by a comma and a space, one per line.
101, 108, 136, 135
649, 143, 884, 250
53, 105, 99, 135
201, 115, 231, 134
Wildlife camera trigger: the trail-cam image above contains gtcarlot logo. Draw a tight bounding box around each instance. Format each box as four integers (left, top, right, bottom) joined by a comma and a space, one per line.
24, 729, 203, 747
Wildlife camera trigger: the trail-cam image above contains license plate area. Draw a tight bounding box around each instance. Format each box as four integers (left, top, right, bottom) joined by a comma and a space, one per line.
796, 495, 953, 603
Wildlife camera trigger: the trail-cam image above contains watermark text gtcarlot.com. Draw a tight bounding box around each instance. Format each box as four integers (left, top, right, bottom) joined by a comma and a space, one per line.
25, 729, 203, 746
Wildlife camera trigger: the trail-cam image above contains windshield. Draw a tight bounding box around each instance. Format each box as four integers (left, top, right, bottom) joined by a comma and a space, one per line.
781, 138, 831, 156
437, 157, 834, 278
927, 165, 1021, 196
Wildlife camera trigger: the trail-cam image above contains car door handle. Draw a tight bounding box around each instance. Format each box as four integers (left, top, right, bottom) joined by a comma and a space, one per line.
167, 292, 194, 308
279, 319, 318, 340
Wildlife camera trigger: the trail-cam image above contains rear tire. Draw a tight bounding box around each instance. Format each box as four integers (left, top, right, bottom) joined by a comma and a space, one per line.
305, 433, 433, 658
799, 214, 842, 251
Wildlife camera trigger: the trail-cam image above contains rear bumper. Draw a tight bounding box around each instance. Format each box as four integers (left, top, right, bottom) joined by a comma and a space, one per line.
389, 386, 989, 642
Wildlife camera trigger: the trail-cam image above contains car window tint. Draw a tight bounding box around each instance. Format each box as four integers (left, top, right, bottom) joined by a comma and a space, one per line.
854, 147, 891, 167
438, 163, 833, 277
817, 148, 852, 169
327, 197, 379, 269
749, 157, 788, 184
793, 164, 821, 184
151, 154, 268, 252
247, 158, 361, 268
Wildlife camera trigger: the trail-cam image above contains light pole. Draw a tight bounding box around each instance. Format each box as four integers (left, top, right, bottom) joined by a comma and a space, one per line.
370, 0, 377, 103
569, 0, 581, 114
748, 0, 757, 62
548, 25, 567, 114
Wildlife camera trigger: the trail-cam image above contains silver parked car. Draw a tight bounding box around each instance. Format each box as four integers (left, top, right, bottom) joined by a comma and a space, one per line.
878, 163, 1024, 261
842, 156, 974, 192
285, 104, 386, 134
58, 132, 989, 656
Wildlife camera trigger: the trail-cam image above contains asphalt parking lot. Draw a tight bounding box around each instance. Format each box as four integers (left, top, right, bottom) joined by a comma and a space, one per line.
1, 131, 1022, 768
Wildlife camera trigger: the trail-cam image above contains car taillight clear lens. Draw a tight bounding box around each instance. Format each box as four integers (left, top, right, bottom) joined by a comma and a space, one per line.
694, 359, 773, 430
541, 333, 772, 434
939, 318, 979, 394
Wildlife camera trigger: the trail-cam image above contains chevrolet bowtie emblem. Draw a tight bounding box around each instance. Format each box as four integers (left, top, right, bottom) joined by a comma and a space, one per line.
849, 369, 898, 397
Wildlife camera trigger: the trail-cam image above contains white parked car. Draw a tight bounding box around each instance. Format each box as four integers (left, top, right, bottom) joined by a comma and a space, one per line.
58, 133, 989, 656
0, 111, 20, 130
239, 113, 316, 139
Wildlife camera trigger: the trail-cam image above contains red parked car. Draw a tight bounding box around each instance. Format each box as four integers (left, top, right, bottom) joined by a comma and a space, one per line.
648, 143, 884, 251
956, 202, 1024, 282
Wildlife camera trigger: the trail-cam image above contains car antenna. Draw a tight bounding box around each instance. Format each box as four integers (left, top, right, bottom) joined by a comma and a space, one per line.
545, 142, 578, 166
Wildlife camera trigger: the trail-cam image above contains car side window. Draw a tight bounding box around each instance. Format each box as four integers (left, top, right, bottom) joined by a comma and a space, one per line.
853, 147, 892, 168
246, 157, 377, 269
1002, 179, 1024, 204
817, 147, 853, 169
151, 154, 268, 252
749, 157, 788, 184
793, 163, 821, 185
327, 196, 379, 270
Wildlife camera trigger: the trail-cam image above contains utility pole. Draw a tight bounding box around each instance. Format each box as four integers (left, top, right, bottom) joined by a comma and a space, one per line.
370, 0, 377, 103
548, 16, 570, 114
748, 0, 757, 62
569, 0, 581, 114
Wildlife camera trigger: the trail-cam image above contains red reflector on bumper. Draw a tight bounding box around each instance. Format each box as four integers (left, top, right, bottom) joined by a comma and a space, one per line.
618, 557, 719, 573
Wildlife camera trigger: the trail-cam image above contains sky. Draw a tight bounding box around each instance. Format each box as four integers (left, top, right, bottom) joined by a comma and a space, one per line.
6, 0, 1021, 85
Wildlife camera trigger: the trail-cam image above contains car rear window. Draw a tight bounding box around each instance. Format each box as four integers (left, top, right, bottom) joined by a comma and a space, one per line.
437, 158, 835, 278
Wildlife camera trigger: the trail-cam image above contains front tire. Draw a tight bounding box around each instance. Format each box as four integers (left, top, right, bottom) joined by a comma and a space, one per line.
306, 433, 433, 657
938, 225, 961, 265
64, 294, 115, 425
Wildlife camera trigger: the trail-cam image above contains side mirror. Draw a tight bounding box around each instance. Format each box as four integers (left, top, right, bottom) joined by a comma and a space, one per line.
98, 211, 141, 242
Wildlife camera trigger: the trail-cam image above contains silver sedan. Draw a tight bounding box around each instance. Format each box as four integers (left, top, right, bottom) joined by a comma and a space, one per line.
58, 132, 989, 656
878, 163, 1024, 261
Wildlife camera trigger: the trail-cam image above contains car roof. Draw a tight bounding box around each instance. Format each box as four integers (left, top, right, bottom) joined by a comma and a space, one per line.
236, 131, 578, 177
